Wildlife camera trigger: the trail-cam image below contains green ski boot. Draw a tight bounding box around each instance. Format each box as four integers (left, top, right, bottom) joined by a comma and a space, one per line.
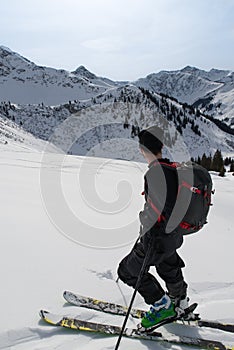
140, 294, 177, 330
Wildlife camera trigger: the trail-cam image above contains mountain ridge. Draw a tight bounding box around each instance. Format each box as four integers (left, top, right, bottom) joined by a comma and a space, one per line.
0, 46, 233, 116
1, 84, 234, 160
0, 46, 234, 159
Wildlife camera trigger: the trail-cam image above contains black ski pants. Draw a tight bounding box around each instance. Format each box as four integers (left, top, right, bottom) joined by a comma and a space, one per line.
117, 240, 187, 305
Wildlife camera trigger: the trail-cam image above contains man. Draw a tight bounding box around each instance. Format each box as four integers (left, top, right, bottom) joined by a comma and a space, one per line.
117, 126, 189, 329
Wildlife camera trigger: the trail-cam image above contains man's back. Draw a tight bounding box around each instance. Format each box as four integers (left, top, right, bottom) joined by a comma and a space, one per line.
144, 158, 178, 228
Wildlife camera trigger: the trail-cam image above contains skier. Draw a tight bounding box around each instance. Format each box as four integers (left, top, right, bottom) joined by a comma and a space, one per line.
117, 126, 189, 329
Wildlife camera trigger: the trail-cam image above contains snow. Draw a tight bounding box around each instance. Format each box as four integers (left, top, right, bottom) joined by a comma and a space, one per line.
0, 46, 118, 105
0, 138, 234, 350
1, 46, 234, 128
2, 91, 234, 162
135, 67, 234, 127
135, 68, 224, 105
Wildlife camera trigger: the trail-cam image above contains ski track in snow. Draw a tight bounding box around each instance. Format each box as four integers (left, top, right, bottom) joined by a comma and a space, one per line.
0, 143, 234, 350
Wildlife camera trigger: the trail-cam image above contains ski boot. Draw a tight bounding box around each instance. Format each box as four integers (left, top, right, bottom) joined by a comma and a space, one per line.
171, 295, 200, 321
139, 294, 177, 331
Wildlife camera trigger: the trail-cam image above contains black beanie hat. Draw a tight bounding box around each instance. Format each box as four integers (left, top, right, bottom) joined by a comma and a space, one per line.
138, 126, 163, 155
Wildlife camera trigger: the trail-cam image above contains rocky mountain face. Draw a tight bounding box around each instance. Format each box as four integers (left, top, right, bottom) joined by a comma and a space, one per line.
135, 66, 234, 128
0, 46, 234, 159
135, 66, 224, 104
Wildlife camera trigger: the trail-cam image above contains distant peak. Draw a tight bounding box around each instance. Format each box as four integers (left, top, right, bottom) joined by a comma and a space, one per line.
75, 65, 88, 72
181, 65, 200, 73
209, 68, 230, 74
0, 45, 32, 64
72, 65, 97, 79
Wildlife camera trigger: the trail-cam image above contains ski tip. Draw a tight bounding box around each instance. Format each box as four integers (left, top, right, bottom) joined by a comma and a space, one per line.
63, 290, 70, 298
39, 309, 49, 319
39, 310, 62, 325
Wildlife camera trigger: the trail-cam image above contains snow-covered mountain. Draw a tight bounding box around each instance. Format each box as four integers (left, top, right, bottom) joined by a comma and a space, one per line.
1, 46, 234, 129
0, 46, 118, 105
1, 84, 234, 160
193, 71, 234, 129
135, 66, 234, 128
1, 47, 234, 350
0, 46, 234, 159
0, 110, 58, 152
135, 66, 225, 105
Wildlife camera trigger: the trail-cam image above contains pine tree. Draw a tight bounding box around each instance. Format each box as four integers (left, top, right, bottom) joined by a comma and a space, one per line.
230, 160, 234, 172
201, 153, 212, 170
207, 154, 212, 170
219, 165, 226, 177
196, 109, 201, 118
211, 149, 224, 172
176, 125, 183, 134
224, 157, 231, 166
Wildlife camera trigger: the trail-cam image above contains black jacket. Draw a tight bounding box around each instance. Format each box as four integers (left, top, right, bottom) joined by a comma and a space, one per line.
139, 158, 183, 255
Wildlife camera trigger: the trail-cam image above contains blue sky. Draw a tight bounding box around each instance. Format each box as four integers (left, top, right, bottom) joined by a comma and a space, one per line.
1, 0, 234, 80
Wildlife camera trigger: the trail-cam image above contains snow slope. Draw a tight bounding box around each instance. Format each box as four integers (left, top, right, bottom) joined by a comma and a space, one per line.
1, 88, 234, 161
0, 46, 118, 105
135, 67, 234, 128
0, 141, 234, 350
135, 66, 225, 105
0, 113, 58, 152
195, 73, 234, 129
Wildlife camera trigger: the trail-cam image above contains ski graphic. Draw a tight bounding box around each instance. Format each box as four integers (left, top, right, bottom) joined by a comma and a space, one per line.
63, 290, 234, 333
39, 309, 233, 350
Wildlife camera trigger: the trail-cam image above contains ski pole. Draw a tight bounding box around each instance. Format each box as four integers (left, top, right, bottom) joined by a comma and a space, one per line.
114, 235, 153, 350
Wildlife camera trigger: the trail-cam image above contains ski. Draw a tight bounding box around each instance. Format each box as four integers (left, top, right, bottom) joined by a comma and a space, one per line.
39, 309, 233, 350
63, 290, 234, 333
